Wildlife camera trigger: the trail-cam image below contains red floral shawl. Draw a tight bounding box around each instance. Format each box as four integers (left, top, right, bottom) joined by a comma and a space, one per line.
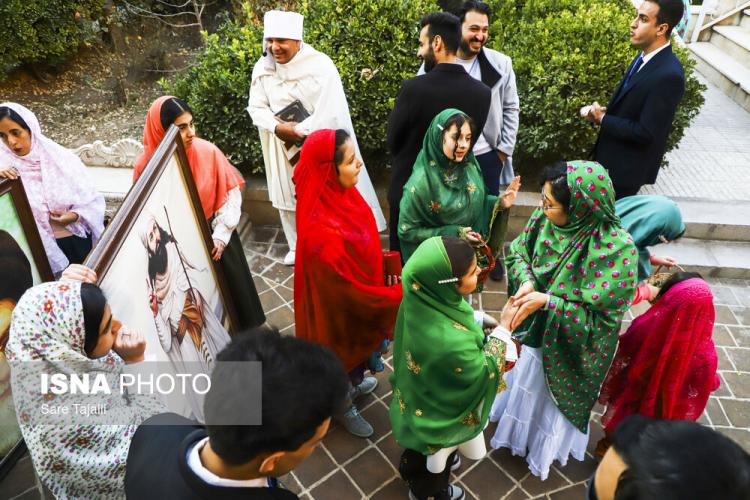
133, 96, 244, 219
599, 278, 720, 434
293, 130, 401, 371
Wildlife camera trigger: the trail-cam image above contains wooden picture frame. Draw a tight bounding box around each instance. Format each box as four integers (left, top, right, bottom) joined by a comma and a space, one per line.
84, 126, 240, 418
0, 178, 54, 476
86, 125, 240, 332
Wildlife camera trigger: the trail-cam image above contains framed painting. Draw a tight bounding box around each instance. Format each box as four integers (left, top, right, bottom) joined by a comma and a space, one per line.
0, 178, 54, 478
85, 126, 240, 420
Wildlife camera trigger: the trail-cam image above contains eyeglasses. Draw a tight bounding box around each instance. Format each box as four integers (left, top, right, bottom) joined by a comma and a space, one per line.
541, 190, 563, 211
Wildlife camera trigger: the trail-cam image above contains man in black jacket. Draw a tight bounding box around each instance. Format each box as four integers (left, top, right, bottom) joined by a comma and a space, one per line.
125, 327, 349, 500
585, 0, 686, 199
387, 12, 491, 252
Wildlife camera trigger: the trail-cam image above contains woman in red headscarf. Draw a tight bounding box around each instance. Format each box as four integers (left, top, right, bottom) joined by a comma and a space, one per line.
596, 272, 720, 454
133, 96, 265, 331
294, 129, 402, 438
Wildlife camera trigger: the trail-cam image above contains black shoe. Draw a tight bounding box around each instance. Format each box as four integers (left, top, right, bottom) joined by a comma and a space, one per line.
489, 263, 505, 281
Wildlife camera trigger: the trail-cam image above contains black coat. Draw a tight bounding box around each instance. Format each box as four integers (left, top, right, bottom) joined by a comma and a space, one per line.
125, 413, 299, 500
593, 45, 685, 191
387, 63, 492, 204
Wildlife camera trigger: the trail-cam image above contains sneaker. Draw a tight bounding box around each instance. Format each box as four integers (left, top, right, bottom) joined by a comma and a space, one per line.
408, 483, 465, 500
489, 263, 505, 281
337, 405, 373, 438
450, 453, 461, 472
350, 376, 378, 400
283, 250, 295, 266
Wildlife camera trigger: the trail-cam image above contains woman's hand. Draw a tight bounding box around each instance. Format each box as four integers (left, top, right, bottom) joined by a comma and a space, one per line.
211, 239, 226, 261
113, 326, 146, 364
509, 291, 549, 331
49, 211, 79, 226
459, 227, 482, 245
60, 264, 97, 284
386, 275, 402, 286
0, 166, 19, 179
499, 299, 520, 331
481, 312, 499, 333
499, 176, 521, 209
510, 280, 535, 303
650, 254, 678, 268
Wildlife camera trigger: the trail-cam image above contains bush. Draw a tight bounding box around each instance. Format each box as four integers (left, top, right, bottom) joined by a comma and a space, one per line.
0, 0, 105, 77
486, 0, 705, 171
171, 0, 704, 176
168, 0, 438, 174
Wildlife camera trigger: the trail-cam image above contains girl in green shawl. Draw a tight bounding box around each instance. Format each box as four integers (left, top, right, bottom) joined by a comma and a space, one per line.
397, 109, 520, 264
390, 236, 518, 500
489, 161, 637, 481
616, 194, 684, 282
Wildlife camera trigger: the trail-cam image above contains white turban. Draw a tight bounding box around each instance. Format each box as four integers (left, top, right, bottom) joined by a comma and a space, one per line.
263, 10, 304, 41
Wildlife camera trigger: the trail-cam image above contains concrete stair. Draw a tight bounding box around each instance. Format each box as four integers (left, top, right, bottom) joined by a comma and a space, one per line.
689, 8, 750, 112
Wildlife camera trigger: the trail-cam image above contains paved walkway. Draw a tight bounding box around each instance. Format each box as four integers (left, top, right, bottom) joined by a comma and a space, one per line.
640, 72, 750, 200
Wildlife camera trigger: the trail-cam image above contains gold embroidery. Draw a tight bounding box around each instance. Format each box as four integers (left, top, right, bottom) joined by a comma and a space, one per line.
429, 160, 436, 166
496, 376, 507, 395
396, 389, 406, 414
405, 351, 421, 375
415, 409, 423, 417
489, 372, 495, 379
410, 186, 416, 193
427, 445, 440, 455
412, 282, 421, 291
454, 367, 462, 374
461, 411, 480, 427
467, 182, 476, 194
453, 322, 469, 331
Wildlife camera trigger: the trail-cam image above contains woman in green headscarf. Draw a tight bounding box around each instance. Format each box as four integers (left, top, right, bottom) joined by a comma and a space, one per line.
489, 161, 637, 481
616, 194, 684, 282
390, 236, 518, 500
397, 109, 520, 263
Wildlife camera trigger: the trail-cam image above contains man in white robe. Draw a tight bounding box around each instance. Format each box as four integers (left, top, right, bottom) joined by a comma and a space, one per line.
247, 10, 386, 266
141, 214, 230, 421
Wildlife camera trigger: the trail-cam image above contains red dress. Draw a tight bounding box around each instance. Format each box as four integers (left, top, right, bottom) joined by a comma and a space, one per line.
599, 278, 720, 434
293, 130, 402, 372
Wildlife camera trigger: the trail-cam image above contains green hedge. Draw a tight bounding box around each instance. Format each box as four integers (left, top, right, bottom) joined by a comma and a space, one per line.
487, 0, 705, 170
0, 0, 105, 77
169, 0, 438, 174
169, 0, 704, 175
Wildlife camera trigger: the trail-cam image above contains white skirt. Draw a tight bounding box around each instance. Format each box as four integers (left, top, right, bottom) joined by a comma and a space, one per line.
489, 346, 589, 480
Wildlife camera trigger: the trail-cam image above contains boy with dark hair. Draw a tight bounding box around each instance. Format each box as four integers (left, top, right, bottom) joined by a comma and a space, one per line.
590, 415, 750, 500
125, 326, 350, 499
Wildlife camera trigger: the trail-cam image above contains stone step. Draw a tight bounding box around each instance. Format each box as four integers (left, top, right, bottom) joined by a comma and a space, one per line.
690, 42, 750, 112
712, 25, 750, 66
742, 9, 750, 30
647, 237, 750, 279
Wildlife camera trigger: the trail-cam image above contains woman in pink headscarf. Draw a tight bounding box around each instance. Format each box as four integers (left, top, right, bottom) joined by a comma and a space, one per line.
0, 102, 105, 275
597, 272, 720, 453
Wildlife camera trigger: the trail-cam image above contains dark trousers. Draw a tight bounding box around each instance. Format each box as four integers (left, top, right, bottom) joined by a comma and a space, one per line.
476, 151, 502, 196
389, 202, 401, 253
56, 234, 92, 265
399, 449, 456, 500
219, 229, 266, 330
614, 185, 641, 200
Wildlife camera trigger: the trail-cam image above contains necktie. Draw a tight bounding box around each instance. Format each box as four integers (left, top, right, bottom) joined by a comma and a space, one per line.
622, 53, 644, 89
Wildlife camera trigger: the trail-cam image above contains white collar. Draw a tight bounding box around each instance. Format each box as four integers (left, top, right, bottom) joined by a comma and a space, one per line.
186, 437, 269, 488
640, 42, 670, 69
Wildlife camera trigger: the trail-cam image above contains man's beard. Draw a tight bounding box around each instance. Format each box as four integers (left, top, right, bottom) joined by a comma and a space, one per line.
422, 47, 438, 73
459, 37, 482, 57
148, 227, 172, 281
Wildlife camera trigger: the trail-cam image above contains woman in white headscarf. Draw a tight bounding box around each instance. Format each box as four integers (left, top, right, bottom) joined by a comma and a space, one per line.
0, 102, 105, 275
6, 280, 164, 499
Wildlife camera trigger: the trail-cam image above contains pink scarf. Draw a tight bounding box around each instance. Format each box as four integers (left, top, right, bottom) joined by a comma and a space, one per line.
0, 102, 104, 273
599, 278, 720, 434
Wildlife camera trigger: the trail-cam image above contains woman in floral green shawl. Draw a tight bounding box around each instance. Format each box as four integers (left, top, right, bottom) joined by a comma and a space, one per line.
489, 161, 637, 480
397, 109, 516, 263
390, 236, 516, 499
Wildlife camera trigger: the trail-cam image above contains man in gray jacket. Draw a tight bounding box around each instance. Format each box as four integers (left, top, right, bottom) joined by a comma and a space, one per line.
453, 1, 520, 196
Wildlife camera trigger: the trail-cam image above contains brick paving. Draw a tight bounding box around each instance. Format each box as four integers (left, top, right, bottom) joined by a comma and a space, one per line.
2, 220, 749, 499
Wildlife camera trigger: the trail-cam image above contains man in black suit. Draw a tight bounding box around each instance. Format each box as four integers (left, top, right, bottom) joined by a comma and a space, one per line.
585, 0, 686, 199
387, 12, 491, 251
125, 326, 349, 500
